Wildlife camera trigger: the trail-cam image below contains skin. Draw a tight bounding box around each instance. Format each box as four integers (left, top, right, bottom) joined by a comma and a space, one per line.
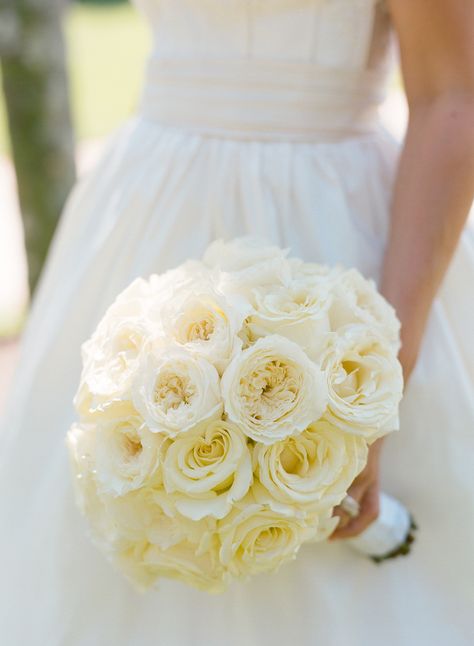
331, 0, 474, 540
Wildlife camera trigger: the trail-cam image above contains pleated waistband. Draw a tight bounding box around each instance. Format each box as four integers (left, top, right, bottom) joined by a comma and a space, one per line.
138, 57, 388, 142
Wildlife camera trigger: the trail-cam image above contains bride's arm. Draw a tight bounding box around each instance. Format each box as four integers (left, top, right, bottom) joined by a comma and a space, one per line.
382, 0, 474, 381
331, 0, 474, 540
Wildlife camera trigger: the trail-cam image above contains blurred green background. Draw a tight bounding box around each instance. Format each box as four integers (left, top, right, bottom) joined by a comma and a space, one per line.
0, 1, 151, 156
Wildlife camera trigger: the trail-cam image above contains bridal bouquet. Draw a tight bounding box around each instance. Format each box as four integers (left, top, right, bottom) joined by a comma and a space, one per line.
68, 238, 406, 593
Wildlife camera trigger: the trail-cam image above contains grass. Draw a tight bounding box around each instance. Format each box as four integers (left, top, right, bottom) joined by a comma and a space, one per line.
0, 2, 151, 155
0, 3, 150, 338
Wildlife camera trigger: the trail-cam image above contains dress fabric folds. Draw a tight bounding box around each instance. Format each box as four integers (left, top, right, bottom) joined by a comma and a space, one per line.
1, 1, 473, 644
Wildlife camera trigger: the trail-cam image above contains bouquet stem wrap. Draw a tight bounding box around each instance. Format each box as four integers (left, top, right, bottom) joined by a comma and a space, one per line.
348, 493, 417, 562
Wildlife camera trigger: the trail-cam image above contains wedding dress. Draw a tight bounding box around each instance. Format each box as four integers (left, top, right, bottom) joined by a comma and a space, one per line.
1, 1, 473, 644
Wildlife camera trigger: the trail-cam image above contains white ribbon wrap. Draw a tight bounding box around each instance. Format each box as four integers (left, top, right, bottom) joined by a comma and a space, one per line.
347, 493, 413, 559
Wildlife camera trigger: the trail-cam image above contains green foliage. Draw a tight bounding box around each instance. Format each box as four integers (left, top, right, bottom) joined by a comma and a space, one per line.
0, 3, 150, 155
0, 79, 9, 155
1, 0, 76, 293
77, 0, 128, 5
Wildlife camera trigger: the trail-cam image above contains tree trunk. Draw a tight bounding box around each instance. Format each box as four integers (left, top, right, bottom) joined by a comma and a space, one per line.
0, 0, 76, 296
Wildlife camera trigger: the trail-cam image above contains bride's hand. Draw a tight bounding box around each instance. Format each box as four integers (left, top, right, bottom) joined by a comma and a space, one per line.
329, 439, 383, 540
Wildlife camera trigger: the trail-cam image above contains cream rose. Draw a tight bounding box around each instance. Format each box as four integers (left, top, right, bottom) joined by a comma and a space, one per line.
253, 419, 368, 514
132, 536, 225, 593
304, 506, 341, 543
245, 279, 332, 361
329, 269, 401, 351
67, 424, 121, 547
221, 335, 328, 444
321, 325, 403, 440
108, 490, 223, 592
132, 345, 222, 436
288, 257, 343, 284
162, 419, 253, 520
103, 486, 214, 547
206, 238, 293, 296
149, 260, 210, 297
111, 541, 159, 591
204, 237, 288, 273
93, 416, 165, 496
218, 499, 317, 578
160, 279, 250, 374
68, 425, 222, 591
68, 423, 170, 539
75, 288, 153, 419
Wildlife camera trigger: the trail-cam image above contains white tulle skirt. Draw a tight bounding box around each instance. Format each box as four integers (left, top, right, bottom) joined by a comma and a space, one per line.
1, 117, 473, 645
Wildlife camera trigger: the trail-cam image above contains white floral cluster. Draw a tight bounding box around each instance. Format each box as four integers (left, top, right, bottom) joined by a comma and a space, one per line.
68, 238, 403, 593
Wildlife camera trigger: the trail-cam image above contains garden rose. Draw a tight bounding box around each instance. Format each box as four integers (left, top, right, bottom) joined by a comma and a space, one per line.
67, 424, 119, 546
160, 279, 250, 374
221, 335, 327, 444
289, 257, 342, 284
321, 324, 403, 440
207, 238, 292, 295
245, 279, 332, 360
137, 536, 225, 593
132, 345, 222, 436
104, 487, 214, 547
148, 261, 211, 302
75, 283, 154, 419
109, 522, 224, 592
329, 269, 401, 350
203, 237, 288, 274
93, 416, 165, 496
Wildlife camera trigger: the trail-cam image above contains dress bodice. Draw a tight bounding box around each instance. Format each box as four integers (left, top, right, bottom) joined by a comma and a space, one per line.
134, 0, 395, 141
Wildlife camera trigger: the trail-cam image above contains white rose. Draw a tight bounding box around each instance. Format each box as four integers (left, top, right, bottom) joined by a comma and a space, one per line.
67, 417, 165, 515
132, 344, 222, 436
203, 237, 288, 273
245, 279, 332, 361
134, 535, 226, 593
288, 257, 343, 284
111, 541, 159, 591
148, 261, 211, 302
304, 506, 341, 543
109, 534, 225, 593
93, 416, 165, 496
321, 325, 403, 440
108, 489, 224, 591
221, 335, 328, 444
205, 237, 292, 295
68, 424, 223, 591
162, 419, 253, 520
67, 424, 120, 547
218, 499, 317, 578
75, 284, 154, 419
160, 278, 251, 374
253, 419, 368, 514
329, 269, 401, 351
104, 486, 214, 548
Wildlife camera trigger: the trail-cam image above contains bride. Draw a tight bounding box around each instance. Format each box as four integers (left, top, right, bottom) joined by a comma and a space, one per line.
1, 1, 473, 644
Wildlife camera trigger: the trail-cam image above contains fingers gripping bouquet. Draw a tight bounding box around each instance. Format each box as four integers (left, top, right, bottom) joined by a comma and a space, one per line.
68, 238, 410, 593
